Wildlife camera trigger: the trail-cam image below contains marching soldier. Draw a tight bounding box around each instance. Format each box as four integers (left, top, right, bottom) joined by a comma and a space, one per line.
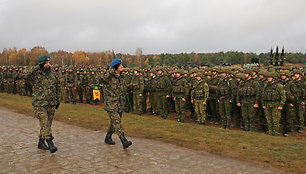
27, 55, 61, 153
101, 58, 132, 149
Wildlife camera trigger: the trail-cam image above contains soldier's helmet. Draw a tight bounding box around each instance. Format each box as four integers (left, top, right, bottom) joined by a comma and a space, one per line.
244, 69, 253, 75
258, 69, 267, 76
219, 68, 230, 74
280, 70, 291, 77
267, 72, 278, 79
235, 73, 244, 80
196, 72, 205, 79
133, 67, 141, 73
293, 69, 302, 75
205, 72, 212, 77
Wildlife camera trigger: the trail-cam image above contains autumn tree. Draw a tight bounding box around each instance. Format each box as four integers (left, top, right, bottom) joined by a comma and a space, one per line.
29, 46, 48, 65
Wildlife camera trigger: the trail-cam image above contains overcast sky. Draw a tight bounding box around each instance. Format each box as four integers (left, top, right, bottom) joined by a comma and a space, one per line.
0, 0, 306, 54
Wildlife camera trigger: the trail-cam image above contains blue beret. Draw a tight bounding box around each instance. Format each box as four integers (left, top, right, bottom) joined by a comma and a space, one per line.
37, 55, 50, 63
110, 58, 122, 67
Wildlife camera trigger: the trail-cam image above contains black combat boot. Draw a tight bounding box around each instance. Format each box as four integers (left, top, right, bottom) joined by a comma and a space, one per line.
38, 138, 49, 150
105, 131, 115, 145
46, 138, 57, 153
119, 135, 132, 149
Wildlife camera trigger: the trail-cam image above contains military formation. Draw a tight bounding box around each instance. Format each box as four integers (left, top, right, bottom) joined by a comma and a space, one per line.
1, 63, 305, 136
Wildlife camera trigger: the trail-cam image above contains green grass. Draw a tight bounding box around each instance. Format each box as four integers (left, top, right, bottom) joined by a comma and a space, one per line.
0, 93, 305, 173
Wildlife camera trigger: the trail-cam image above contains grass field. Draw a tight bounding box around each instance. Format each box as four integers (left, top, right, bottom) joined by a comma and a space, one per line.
0, 93, 305, 174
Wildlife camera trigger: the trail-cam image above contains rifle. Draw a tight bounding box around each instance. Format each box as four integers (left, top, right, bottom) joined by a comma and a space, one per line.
280, 46, 285, 66
274, 46, 279, 66
269, 47, 273, 65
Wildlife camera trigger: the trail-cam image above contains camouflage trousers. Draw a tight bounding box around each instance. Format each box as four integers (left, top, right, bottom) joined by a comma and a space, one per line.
77, 86, 83, 102
218, 97, 232, 128
281, 102, 295, 133
142, 92, 147, 113
209, 97, 220, 123
82, 86, 92, 103
149, 91, 158, 113
125, 93, 133, 113
133, 91, 143, 115
17, 81, 27, 96
174, 95, 187, 122
0, 81, 3, 92
157, 92, 169, 119
241, 98, 258, 131
107, 111, 124, 136
264, 102, 281, 136
34, 106, 55, 139
65, 86, 77, 103
294, 99, 305, 130
194, 99, 207, 124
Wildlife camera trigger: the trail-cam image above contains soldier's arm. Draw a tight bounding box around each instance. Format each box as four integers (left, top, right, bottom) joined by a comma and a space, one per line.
139, 76, 145, 93
204, 82, 209, 103
230, 79, 236, 102
184, 79, 189, 99
277, 84, 286, 107
254, 81, 260, 104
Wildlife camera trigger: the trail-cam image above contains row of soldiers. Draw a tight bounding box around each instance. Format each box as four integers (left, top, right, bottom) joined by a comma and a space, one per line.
122, 65, 306, 136
1, 64, 305, 136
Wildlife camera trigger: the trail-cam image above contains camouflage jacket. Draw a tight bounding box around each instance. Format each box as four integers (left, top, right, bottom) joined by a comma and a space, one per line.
101, 69, 127, 113
261, 81, 286, 107
191, 80, 209, 102
236, 77, 260, 104
172, 77, 189, 99
129, 75, 144, 93
28, 65, 61, 107
154, 74, 172, 95
216, 77, 236, 101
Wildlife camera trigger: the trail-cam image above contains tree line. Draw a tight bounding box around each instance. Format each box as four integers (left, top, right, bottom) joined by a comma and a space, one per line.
0, 46, 305, 67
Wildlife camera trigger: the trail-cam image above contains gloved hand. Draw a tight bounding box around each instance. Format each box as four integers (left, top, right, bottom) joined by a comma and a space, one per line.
56, 103, 60, 110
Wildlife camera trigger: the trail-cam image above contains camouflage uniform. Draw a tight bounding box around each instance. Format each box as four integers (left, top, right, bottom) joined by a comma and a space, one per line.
208, 71, 220, 124
2, 67, 8, 93
148, 70, 158, 115
129, 68, 144, 115
261, 73, 286, 136
191, 73, 209, 124
6, 68, 15, 94
236, 71, 260, 131
155, 68, 172, 119
0, 67, 4, 93
123, 70, 133, 112
172, 70, 189, 122
28, 65, 61, 140
216, 69, 236, 129
280, 70, 297, 135
65, 68, 77, 104
17, 68, 28, 96
293, 70, 306, 133
101, 68, 127, 136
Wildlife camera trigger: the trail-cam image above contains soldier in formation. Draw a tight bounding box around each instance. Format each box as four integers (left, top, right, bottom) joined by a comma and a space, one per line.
1, 63, 305, 137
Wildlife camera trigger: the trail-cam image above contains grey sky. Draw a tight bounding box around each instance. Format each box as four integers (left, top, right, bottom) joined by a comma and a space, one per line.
0, 0, 306, 54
